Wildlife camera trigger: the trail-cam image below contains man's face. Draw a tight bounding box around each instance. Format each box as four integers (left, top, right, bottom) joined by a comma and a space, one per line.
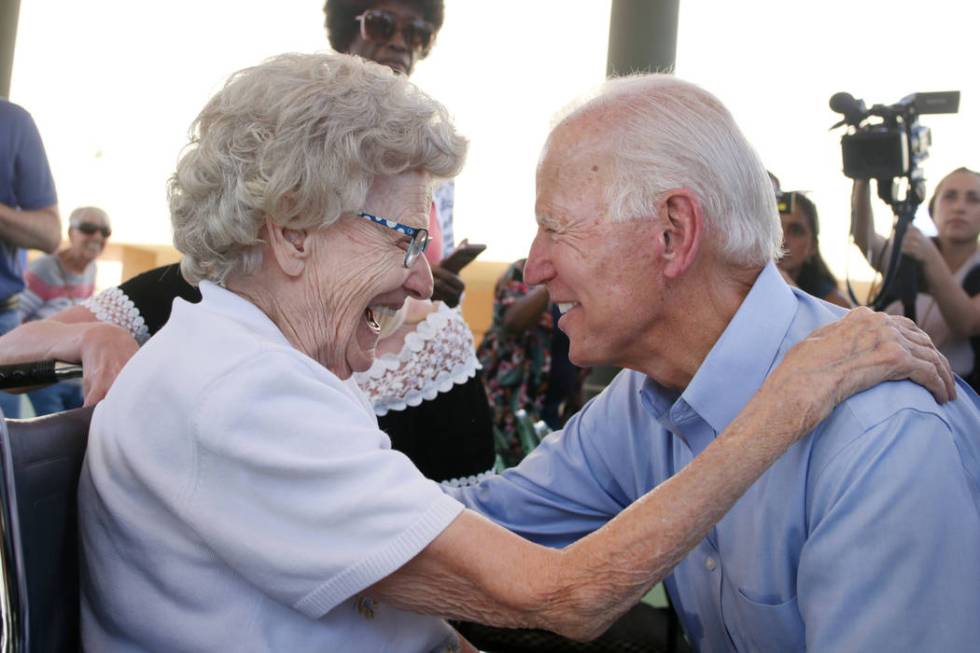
524, 125, 668, 370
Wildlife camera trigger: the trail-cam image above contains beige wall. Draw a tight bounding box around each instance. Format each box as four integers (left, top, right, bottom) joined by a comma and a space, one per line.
458, 260, 508, 345
100, 243, 182, 282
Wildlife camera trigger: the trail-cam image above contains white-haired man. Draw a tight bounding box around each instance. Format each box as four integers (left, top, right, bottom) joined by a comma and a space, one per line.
451, 75, 980, 652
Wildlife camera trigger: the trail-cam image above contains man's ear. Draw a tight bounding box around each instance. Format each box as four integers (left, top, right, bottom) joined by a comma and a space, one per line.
659, 189, 704, 279
264, 216, 310, 278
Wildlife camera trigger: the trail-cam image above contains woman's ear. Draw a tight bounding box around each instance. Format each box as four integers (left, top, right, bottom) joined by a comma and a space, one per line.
659, 189, 704, 279
264, 216, 309, 277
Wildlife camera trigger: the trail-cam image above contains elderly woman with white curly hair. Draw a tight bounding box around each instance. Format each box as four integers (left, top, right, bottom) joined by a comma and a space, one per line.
77, 53, 952, 652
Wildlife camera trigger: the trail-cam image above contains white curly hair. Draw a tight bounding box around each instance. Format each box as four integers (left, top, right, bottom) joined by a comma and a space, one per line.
169, 52, 467, 285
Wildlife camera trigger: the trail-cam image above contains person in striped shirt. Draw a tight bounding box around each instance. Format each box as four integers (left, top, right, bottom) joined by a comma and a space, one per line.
18, 206, 109, 413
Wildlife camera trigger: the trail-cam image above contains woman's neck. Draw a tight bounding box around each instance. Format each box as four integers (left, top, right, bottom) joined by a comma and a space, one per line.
939, 237, 979, 273
57, 248, 90, 275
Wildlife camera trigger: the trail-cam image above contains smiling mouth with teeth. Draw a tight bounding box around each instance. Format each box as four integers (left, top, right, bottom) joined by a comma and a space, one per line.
557, 302, 579, 314
364, 305, 402, 335
364, 307, 382, 334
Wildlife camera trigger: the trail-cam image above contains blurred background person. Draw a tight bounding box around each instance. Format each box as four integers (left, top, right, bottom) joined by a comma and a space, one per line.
478, 257, 587, 468
776, 190, 850, 307
0, 97, 61, 417
17, 206, 109, 414
852, 169, 980, 390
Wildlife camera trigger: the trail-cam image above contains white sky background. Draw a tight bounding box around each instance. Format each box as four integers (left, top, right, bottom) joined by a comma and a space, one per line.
10, 0, 978, 284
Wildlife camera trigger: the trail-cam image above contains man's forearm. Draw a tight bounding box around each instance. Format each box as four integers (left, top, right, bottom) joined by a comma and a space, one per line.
0, 203, 61, 253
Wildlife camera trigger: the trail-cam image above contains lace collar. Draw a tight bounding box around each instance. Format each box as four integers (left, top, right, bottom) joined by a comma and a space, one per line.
355, 302, 481, 415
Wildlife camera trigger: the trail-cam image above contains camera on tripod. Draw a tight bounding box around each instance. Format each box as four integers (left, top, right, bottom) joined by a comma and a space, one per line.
830, 90, 959, 182
829, 90, 960, 314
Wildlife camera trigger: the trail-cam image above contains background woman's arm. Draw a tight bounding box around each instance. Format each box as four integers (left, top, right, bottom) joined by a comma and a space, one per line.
902, 228, 980, 337
851, 179, 889, 270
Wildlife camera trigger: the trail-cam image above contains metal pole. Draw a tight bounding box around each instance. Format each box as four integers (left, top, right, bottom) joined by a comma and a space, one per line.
0, 0, 21, 98
606, 0, 679, 78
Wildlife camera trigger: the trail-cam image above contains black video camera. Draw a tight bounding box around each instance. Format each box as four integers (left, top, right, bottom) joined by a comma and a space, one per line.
831, 91, 959, 182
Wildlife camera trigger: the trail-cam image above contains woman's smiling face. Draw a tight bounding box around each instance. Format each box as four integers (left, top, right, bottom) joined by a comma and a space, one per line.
304, 171, 434, 379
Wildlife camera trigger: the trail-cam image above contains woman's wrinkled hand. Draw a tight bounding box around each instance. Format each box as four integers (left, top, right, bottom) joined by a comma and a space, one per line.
763, 307, 954, 435
79, 323, 139, 406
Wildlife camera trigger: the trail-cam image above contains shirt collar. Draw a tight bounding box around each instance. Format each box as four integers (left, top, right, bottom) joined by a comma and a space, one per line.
641, 262, 798, 435
183, 281, 375, 417
176, 280, 293, 348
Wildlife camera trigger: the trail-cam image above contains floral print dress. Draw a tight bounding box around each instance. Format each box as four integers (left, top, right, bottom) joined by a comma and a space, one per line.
477, 259, 586, 467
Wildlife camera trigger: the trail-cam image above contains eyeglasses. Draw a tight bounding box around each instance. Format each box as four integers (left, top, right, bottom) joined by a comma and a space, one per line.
357, 211, 429, 268
73, 222, 111, 238
355, 9, 436, 55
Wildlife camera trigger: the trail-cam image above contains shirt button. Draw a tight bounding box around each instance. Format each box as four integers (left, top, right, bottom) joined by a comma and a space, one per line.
704, 556, 717, 571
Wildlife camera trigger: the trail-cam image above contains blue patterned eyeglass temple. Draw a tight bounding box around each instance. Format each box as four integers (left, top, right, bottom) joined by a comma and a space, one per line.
357, 211, 430, 268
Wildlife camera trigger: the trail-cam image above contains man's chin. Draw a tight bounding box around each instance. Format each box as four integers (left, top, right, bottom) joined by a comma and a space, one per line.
566, 342, 591, 369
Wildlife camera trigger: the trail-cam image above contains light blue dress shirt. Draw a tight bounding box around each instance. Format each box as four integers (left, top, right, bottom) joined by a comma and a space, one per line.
453, 262, 980, 653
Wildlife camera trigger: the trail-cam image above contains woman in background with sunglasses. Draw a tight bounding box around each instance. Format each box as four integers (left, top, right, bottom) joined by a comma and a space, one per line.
325, 0, 440, 76
15, 206, 110, 414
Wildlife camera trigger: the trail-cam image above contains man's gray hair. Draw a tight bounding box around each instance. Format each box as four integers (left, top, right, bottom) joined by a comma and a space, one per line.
560, 74, 781, 267
169, 52, 467, 285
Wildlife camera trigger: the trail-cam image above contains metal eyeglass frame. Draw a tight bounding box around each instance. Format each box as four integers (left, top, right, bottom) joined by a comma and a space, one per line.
357, 211, 430, 268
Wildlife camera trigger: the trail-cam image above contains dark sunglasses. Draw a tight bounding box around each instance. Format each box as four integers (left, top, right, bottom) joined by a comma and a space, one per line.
355, 9, 436, 55
73, 222, 111, 238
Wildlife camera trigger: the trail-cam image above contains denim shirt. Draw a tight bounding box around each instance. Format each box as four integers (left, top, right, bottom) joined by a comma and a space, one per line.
454, 262, 980, 652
